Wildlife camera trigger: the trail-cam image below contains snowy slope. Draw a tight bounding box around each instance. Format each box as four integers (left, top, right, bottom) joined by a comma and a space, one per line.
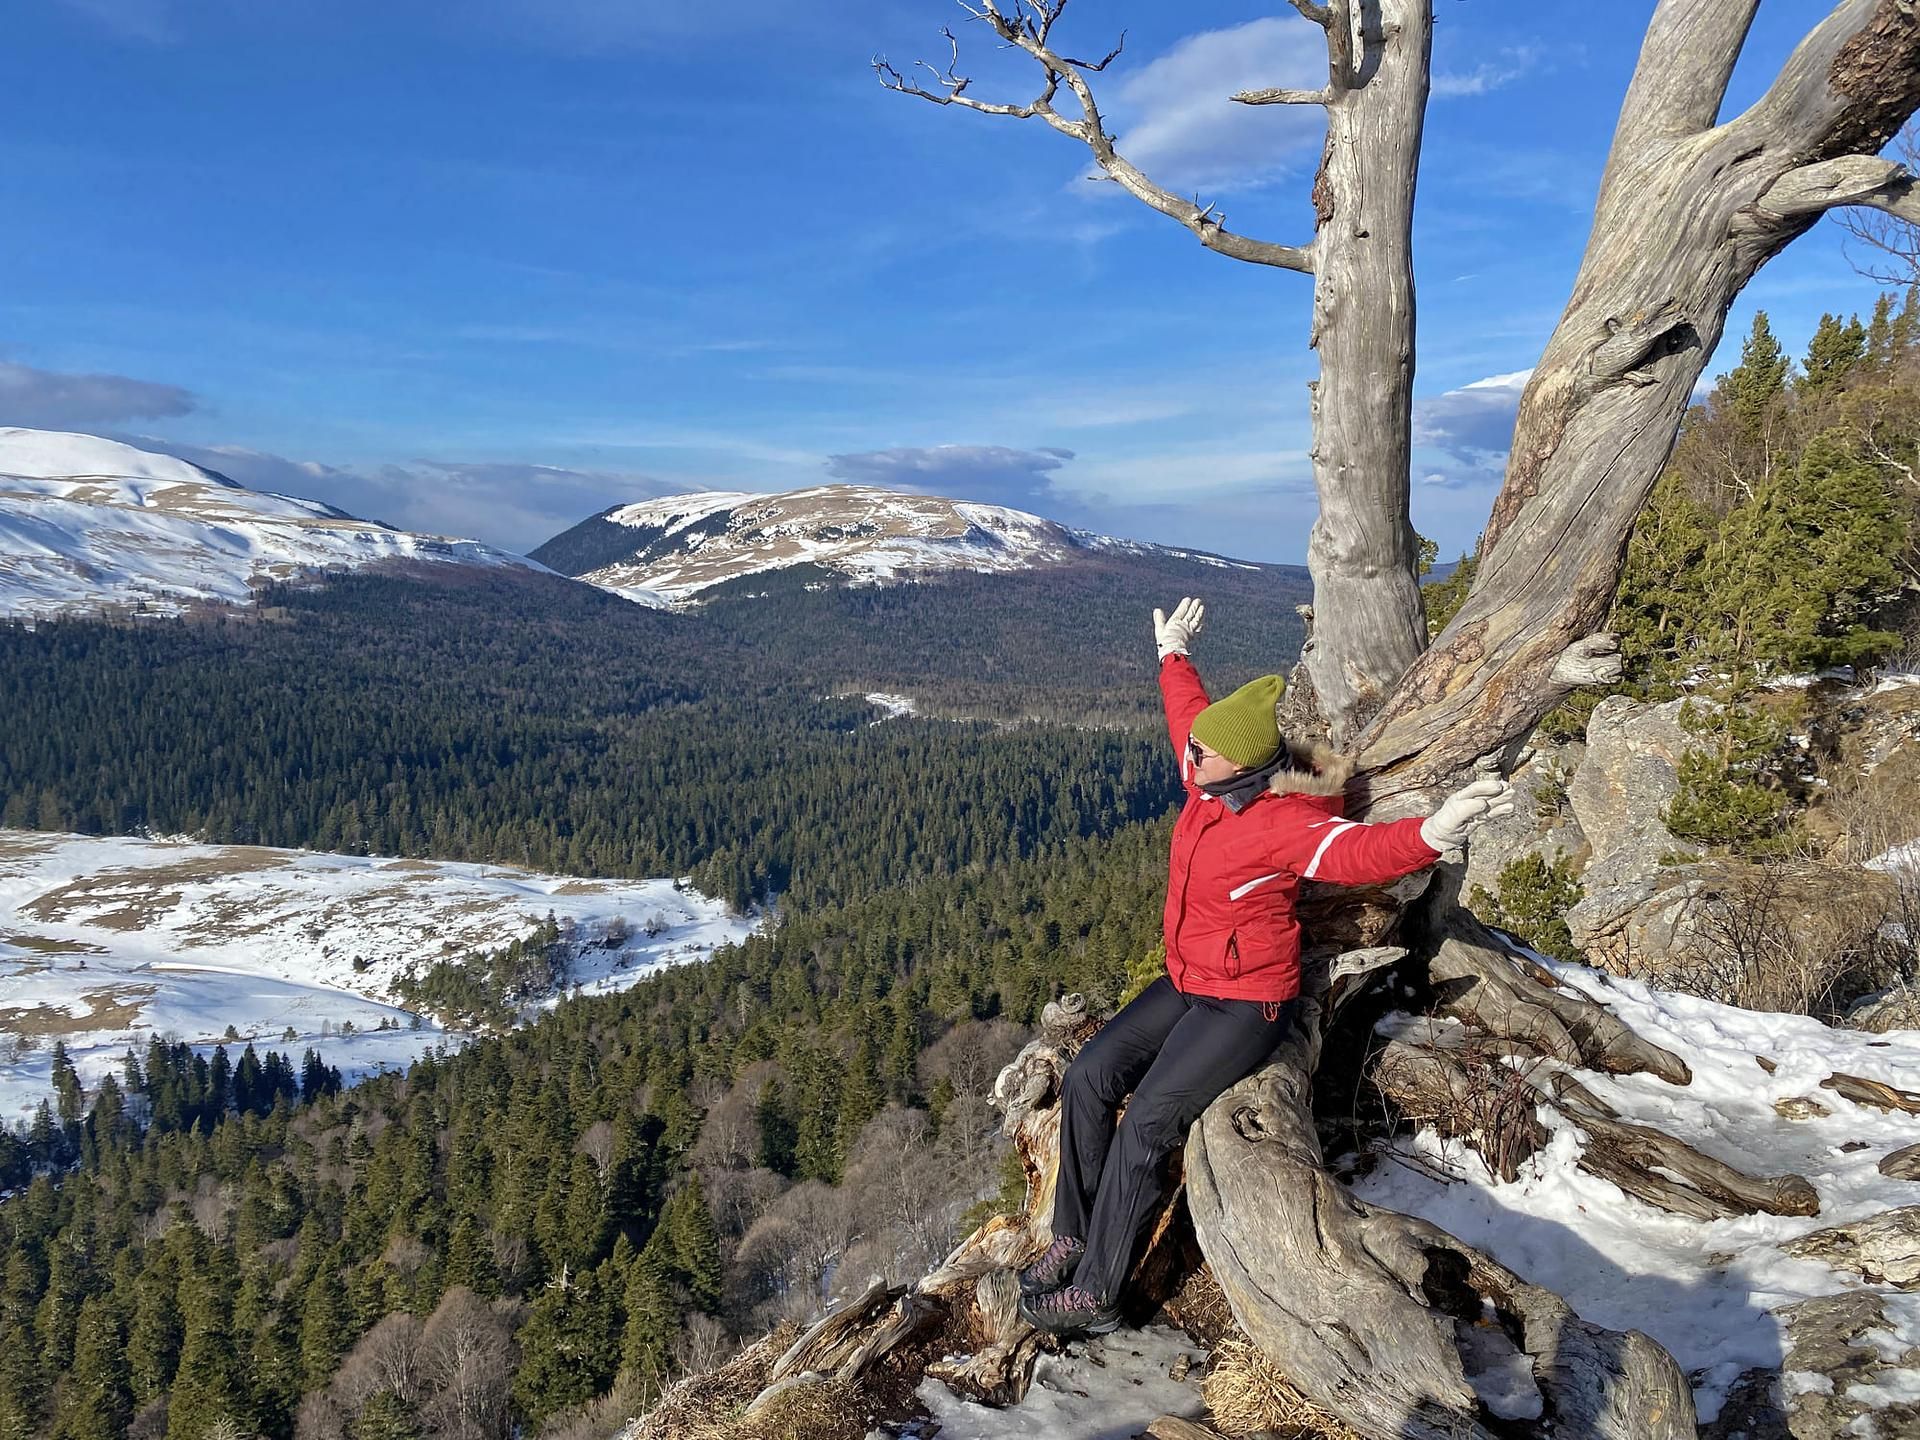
1356, 959, 1920, 1429
0, 428, 543, 619
0, 829, 759, 1122
532, 484, 1263, 605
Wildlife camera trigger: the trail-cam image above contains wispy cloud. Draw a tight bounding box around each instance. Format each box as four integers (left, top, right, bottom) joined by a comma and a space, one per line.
825, 444, 1075, 512
57, 0, 175, 43
0, 360, 198, 428
128, 437, 680, 553
1432, 45, 1545, 99
1107, 17, 1328, 195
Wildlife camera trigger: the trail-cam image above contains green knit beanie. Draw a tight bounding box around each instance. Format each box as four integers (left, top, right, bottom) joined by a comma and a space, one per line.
1191, 674, 1287, 769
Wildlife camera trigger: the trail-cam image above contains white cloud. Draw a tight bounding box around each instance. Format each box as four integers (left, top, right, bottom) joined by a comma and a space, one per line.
1414, 369, 1530, 455
1411, 368, 1531, 488
125, 438, 679, 554
825, 444, 1075, 511
1432, 45, 1544, 99
0, 361, 198, 427
1108, 17, 1328, 194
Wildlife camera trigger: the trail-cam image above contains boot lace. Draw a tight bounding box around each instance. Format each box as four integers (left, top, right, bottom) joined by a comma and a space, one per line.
1025, 1235, 1083, 1286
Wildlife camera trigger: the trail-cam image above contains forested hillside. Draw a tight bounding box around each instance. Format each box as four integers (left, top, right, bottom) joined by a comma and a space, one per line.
0, 818, 1176, 1440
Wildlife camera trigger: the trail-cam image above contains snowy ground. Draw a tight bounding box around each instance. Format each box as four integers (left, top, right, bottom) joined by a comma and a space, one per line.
0, 829, 759, 1122
1355, 958, 1920, 1426
907, 1325, 1209, 1440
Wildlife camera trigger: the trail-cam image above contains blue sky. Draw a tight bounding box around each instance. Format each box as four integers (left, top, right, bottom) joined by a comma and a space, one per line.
0, 0, 1904, 561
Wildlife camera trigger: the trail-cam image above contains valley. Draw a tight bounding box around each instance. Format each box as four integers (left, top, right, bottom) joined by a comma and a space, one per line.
0, 828, 756, 1122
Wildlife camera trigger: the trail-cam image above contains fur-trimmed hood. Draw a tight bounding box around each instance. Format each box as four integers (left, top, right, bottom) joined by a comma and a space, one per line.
1267, 739, 1355, 798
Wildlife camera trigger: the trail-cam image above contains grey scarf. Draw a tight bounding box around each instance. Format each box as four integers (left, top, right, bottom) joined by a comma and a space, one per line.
1200, 742, 1292, 814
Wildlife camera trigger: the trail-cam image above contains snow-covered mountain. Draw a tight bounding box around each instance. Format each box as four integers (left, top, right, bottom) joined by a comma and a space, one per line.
0, 428, 542, 619
530, 484, 1262, 606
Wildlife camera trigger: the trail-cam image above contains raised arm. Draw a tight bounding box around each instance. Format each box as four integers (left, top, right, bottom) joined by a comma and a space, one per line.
1153, 598, 1210, 777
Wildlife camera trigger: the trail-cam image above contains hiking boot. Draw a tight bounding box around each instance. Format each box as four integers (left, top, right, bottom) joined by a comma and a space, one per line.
1018, 1234, 1086, 1296
1018, 1283, 1121, 1336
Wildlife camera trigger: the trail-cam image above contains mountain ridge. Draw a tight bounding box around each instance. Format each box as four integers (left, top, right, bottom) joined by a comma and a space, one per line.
532, 483, 1277, 606
0, 427, 545, 619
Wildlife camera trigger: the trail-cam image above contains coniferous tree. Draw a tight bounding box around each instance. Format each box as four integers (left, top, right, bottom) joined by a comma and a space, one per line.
127, 1256, 183, 1407
52, 1293, 131, 1440
511, 1267, 619, 1428
618, 1245, 678, 1403
50, 1042, 82, 1127
298, 1261, 352, 1396
165, 1270, 247, 1440
662, 1178, 723, 1316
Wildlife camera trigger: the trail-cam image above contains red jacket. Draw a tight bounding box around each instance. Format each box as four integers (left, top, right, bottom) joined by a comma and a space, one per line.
1159, 654, 1439, 1002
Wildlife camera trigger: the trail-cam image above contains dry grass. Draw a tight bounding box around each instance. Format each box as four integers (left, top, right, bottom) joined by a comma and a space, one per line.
1201, 1336, 1362, 1440
628, 1324, 799, 1440
0, 986, 153, 1037
3, 932, 106, 955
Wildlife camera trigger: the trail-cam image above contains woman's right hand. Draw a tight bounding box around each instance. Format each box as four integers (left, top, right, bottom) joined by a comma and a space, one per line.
1153, 597, 1205, 661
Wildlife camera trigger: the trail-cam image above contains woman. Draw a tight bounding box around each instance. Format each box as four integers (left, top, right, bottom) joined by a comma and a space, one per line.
1017, 596, 1513, 1336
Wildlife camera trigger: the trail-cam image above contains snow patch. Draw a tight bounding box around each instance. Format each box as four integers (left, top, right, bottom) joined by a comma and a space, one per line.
0, 829, 759, 1122
908, 1325, 1208, 1440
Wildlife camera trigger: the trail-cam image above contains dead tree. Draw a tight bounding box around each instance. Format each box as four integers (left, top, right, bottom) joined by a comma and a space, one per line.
668, 5, 1920, 1440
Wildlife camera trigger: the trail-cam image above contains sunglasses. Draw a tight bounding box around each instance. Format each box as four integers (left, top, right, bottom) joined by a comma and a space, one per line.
1186, 737, 1209, 766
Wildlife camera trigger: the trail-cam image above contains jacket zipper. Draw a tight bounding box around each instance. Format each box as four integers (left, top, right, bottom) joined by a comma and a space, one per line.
1170, 805, 1225, 993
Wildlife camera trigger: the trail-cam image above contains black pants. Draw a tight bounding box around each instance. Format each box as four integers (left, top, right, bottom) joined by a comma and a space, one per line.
1050, 976, 1295, 1304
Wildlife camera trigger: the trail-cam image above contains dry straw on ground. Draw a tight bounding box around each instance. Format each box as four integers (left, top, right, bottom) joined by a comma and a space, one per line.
1200, 1335, 1363, 1440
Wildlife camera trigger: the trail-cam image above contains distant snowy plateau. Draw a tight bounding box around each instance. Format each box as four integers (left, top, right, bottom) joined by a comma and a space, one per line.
546, 485, 1262, 606
0, 428, 541, 619
0, 829, 759, 1121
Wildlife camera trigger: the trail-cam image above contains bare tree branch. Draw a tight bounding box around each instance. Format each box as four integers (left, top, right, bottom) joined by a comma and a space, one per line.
1745, 153, 1915, 223
1836, 121, 1920, 283
1232, 87, 1331, 107
1610, 0, 1762, 146
877, 1, 1315, 273
1286, 0, 1333, 27
1722, 0, 1920, 162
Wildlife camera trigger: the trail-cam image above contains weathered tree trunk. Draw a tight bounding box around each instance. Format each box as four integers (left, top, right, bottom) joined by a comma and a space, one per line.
1360, 0, 1920, 795
1181, 883, 1707, 1438
1295, 0, 1432, 744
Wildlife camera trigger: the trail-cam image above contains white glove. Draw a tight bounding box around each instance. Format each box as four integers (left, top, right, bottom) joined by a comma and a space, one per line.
1419, 777, 1516, 851
1153, 597, 1205, 661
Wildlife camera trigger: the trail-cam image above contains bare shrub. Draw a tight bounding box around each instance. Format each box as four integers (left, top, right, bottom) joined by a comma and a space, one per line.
691, 1086, 761, 1174
917, 1019, 1024, 1101
733, 1180, 853, 1323
576, 1118, 616, 1175
292, 1391, 346, 1440
418, 1286, 517, 1440
528, 1374, 644, 1440
703, 1165, 787, 1241
672, 1312, 734, 1382
1667, 858, 1895, 1018
1371, 1028, 1551, 1185
380, 1232, 430, 1276
188, 1176, 235, 1239
331, 1311, 423, 1414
